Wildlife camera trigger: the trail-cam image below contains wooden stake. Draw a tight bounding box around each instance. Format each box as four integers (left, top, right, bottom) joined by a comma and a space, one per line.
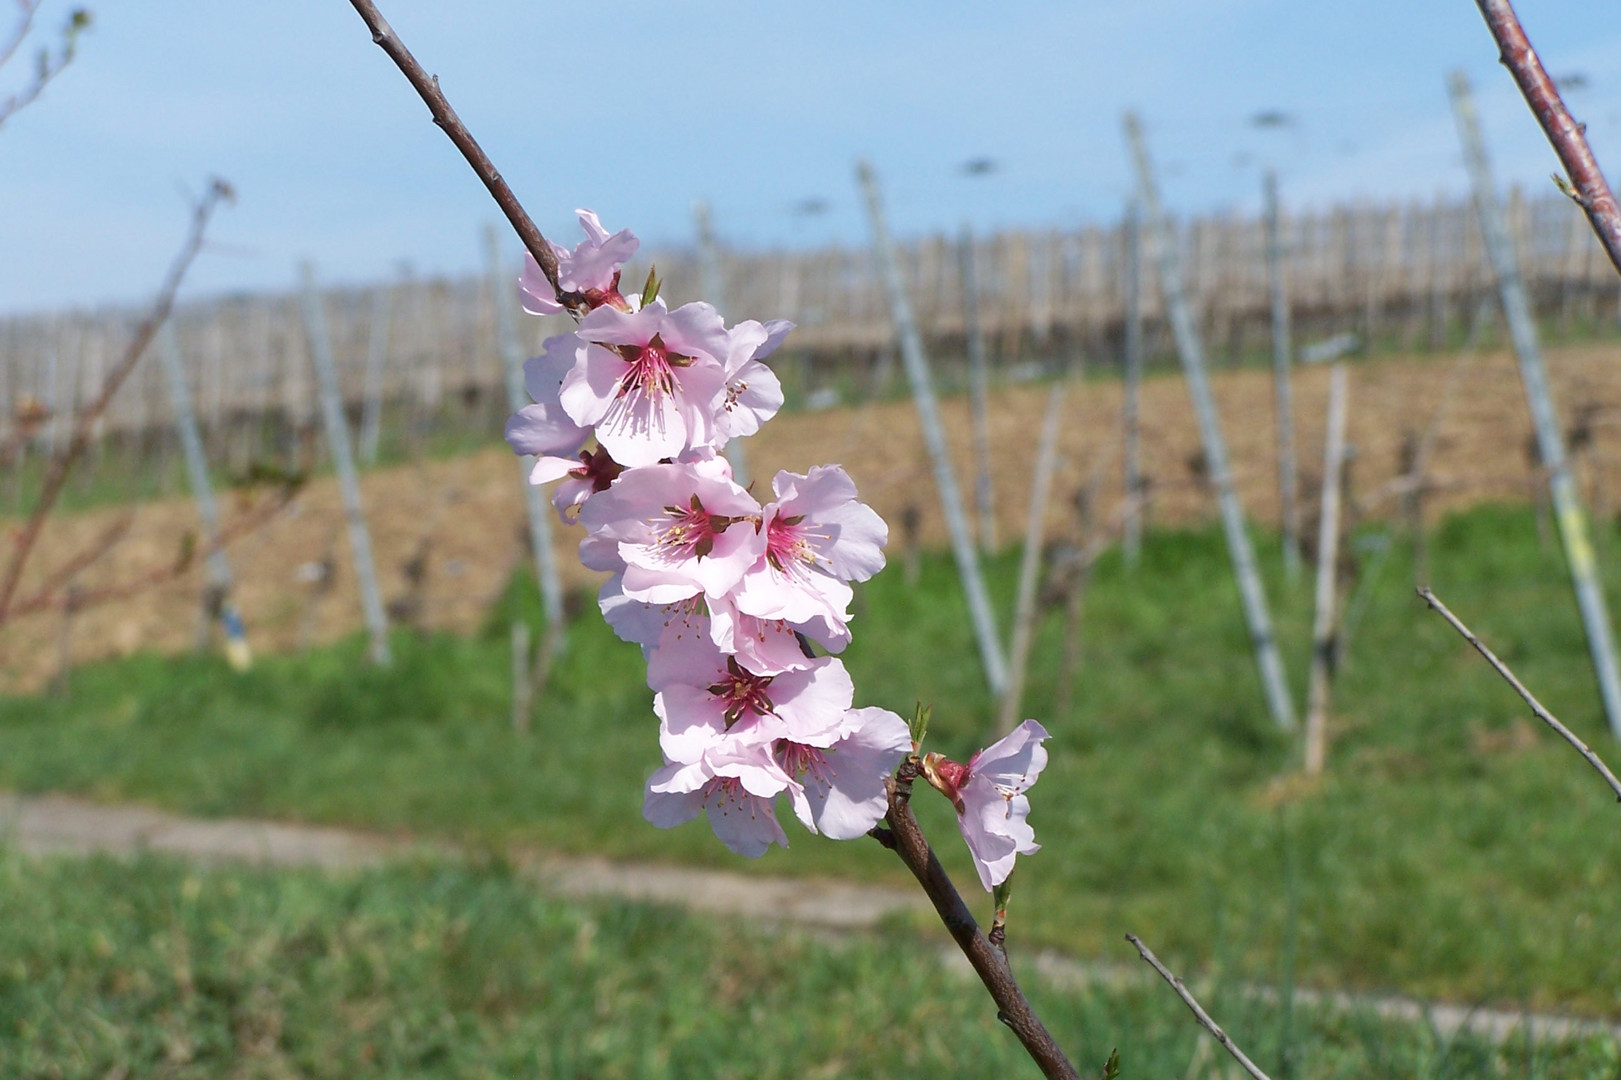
997, 383, 1066, 736
857, 161, 1007, 698
1450, 71, 1621, 738
1124, 113, 1297, 732
1304, 363, 1349, 775
299, 261, 392, 667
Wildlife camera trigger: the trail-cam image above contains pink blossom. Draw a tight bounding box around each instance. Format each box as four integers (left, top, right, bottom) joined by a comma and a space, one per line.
643, 745, 794, 857
599, 575, 814, 674
923, 720, 1050, 890
519, 209, 638, 315
546, 446, 622, 522
780, 707, 911, 840
504, 333, 592, 489
713, 318, 790, 445
578, 460, 763, 604
732, 466, 887, 647
562, 299, 730, 466
648, 625, 853, 764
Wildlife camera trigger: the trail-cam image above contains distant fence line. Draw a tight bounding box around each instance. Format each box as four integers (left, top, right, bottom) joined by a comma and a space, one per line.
2, 187, 1616, 452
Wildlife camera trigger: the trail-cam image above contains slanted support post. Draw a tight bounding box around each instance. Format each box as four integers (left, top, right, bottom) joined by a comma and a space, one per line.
159, 320, 250, 669
300, 261, 392, 667
1124, 113, 1296, 732
858, 161, 1007, 698
1449, 71, 1621, 738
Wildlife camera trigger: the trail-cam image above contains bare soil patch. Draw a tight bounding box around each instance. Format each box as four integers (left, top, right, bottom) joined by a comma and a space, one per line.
4, 343, 1618, 691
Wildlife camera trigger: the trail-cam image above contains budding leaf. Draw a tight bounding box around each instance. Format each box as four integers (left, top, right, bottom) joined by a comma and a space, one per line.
992, 877, 1014, 917
641, 265, 661, 308
1098, 1048, 1120, 1080
908, 701, 931, 747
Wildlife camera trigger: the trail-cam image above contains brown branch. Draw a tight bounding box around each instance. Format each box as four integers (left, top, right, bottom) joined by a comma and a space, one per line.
1125, 934, 1273, 1080
1419, 587, 1621, 802
0, 177, 230, 627
1474, 0, 1621, 278
342, 0, 572, 312
876, 757, 1080, 1080
5, 485, 294, 623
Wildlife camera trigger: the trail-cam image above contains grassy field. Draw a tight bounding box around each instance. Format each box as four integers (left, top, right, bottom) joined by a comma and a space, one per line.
4, 503, 1621, 1018
3, 850, 1614, 1079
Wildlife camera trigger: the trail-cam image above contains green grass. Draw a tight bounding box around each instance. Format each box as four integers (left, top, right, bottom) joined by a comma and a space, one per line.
3, 851, 1615, 1079
4, 503, 1621, 1016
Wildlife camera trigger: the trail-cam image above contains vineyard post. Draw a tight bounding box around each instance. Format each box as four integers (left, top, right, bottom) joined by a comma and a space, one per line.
997, 382, 1066, 736
1449, 71, 1621, 738
158, 320, 250, 667
358, 283, 392, 465
299, 261, 392, 667
1264, 170, 1301, 583
1124, 111, 1297, 732
1122, 199, 1143, 569
857, 160, 1008, 698
959, 222, 997, 551
486, 225, 567, 712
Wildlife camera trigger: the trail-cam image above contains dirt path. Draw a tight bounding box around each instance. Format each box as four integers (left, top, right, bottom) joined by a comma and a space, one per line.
5, 790, 1617, 1048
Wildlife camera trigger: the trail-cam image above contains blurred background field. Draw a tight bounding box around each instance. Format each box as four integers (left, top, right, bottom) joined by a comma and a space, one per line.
10, 102, 1621, 1080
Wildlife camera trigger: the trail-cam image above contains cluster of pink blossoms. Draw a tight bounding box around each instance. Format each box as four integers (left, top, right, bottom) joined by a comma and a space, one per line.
506, 211, 1050, 887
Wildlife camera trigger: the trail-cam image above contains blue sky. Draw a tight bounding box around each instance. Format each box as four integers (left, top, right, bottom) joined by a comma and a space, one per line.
3, 0, 1620, 315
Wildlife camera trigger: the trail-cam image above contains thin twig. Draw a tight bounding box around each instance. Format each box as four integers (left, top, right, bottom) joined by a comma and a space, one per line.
23, 511, 133, 603
1125, 934, 1273, 1080
874, 759, 1080, 1080
1418, 587, 1621, 802
0, 4, 90, 130
1474, 0, 1621, 278
4, 485, 295, 624
342, 0, 571, 311
0, 179, 231, 627
0, 1, 44, 74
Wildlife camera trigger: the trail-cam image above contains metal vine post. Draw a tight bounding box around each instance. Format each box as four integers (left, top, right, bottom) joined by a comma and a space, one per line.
487, 225, 568, 719
857, 160, 1008, 699
158, 319, 250, 663
1121, 200, 1144, 569
959, 223, 997, 552
1449, 70, 1621, 739
1123, 112, 1296, 732
299, 261, 392, 668
997, 382, 1067, 736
